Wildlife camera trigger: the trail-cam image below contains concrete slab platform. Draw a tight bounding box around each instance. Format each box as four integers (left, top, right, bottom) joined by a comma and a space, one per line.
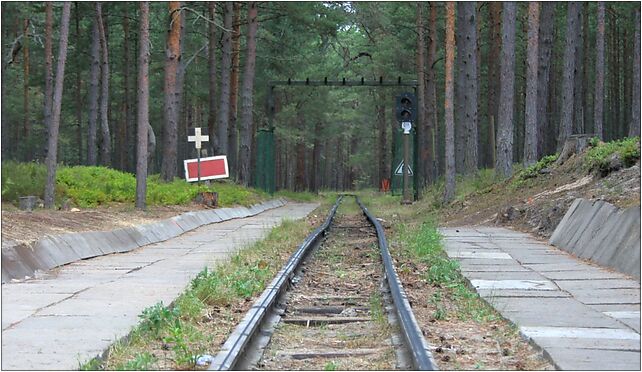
440, 226, 641, 370
1, 201, 319, 370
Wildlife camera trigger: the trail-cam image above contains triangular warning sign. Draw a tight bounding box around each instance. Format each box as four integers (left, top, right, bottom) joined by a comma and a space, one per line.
394, 161, 413, 176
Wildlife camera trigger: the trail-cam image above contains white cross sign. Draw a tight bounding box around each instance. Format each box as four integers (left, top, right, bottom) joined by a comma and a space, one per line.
188, 127, 209, 149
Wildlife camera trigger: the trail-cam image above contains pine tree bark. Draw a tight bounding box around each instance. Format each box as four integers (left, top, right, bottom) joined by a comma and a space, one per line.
207, 2, 217, 156
573, 4, 584, 135
557, 2, 581, 148
582, 2, 591, 133
487, 2, 502, 168
416, 2, 427, 187
425, 2, 438, 182
455, 5, 465, 173
524, 1, 540, 166
136, 1, 150, 210
43, 2, 53, 160
119, 5, 131, 171
217, 2, 233, 155
459, 2, 478, 174
536, 2, 555, 154
96, 2, 111, 166
238, 2, 258, 186
444, 2, 456, 202
22, 18, 30, 161
631, 6, 641, 137
161, 2, 182, 181
594, 2, 606, 139
44, 2, 71, 209
87, 15, 100, 165
74, 3, 82, 165
496, 1, 517, 178
228, 2, 241, 172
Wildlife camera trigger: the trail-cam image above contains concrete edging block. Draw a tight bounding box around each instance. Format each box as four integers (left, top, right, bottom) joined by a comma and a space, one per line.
550, 198, 641, 279
2, 198, 288, 282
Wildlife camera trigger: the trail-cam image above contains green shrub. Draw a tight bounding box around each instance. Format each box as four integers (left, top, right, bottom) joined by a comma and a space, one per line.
1, 161, 48, 201
2, 163, 268, 208
585, 137, 640, 173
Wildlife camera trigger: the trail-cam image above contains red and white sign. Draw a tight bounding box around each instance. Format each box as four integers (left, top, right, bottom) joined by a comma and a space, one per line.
183, 155, 229, 182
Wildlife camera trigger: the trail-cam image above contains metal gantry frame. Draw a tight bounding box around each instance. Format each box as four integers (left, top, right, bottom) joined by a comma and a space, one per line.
256, 77, 421, 200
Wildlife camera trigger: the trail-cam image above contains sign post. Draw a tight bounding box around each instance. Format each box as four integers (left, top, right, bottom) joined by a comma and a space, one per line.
187, 127, 209, 185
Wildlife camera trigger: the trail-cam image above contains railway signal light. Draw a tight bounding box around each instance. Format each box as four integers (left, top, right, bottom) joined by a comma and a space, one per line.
396, 92, 417, 125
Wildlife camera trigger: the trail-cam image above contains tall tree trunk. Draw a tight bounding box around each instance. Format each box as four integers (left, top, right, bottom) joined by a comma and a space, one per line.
44, 2, 71, 209
87, 13, 100, 165
536, 2, 555, 154
96, 2, 111, 166
631, 6, 641, 137
136, 2, 150, 210
228, 2, 241, 172
425, 1, 438, 182
487, 2, 502, 168
573, 4, 584, 135
295, 112, 306, 192
496, 1, 517, 178
459, 2, 478, 174
613, 18, 624, 138
238, 2, 258, 186
444, 2, 456, 202
74, 3, 82, 165
43, 2, 53, 160
22, 18, 29, 161
582, 2, 591, 134
557, 2, 581, 148
594, 2, 606, 139
524, 1, 540, 166
455, 5, 465, 173
161, 1, 182, 181
416, 2, 427, 187
207, 2, 217, 156
217, 2, 233, 155
119, 4, 131, 171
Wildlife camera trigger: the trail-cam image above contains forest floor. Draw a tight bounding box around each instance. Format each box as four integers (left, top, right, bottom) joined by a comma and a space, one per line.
439, 148, 640, 239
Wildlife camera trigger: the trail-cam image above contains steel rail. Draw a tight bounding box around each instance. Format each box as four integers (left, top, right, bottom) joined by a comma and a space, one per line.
209, 196, 343, 371
356, 196, 438, 370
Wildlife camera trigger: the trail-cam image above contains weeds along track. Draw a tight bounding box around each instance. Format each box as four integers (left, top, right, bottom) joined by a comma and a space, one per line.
210, 196, 436, 370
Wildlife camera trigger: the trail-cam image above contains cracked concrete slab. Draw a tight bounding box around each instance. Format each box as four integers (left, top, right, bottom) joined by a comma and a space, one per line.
1, 201, 319, 370
441, 226, 641, 370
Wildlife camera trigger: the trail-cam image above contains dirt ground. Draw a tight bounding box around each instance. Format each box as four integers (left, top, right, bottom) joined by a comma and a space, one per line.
1, 202, 209, 246
440, 153, 640, 239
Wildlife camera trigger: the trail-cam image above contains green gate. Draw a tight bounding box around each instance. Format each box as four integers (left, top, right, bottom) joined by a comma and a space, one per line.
254, 128, 275, 194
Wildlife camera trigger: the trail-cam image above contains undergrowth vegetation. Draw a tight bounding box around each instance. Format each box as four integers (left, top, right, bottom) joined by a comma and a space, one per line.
585, 136, 640, 174
1, 162, 268, 208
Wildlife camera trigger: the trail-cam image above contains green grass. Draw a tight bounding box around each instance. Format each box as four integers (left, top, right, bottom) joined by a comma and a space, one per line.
585, 136, 640, 174
1, 162, 268, 208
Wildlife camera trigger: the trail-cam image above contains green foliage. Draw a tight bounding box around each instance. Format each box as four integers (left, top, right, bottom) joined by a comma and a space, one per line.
512, 153, 559, 188
1, 163, 267, 208
323, 361, 339, 371
1, 161, 48, 201
79, 357, 103, 371
138, 302, 180, 338
585, 137, 641, 173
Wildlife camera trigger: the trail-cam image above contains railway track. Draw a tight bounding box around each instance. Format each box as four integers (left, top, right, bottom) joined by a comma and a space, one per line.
209, 196, 437, 370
